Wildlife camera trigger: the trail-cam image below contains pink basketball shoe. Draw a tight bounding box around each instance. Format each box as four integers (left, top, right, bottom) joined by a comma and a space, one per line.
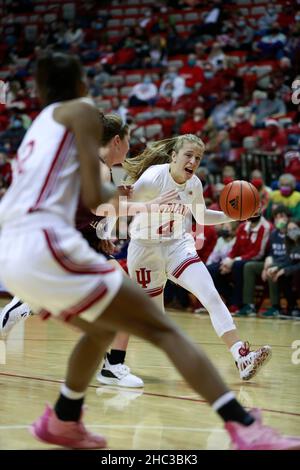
30, 405, 107, 449
225, 409, 300, 450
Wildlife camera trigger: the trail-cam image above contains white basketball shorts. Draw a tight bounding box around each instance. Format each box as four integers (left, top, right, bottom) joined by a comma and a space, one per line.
0, 225, 123, 323
127, 234, 201, 297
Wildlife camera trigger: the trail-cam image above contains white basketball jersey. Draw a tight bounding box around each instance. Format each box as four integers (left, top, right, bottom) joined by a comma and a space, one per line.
130, 163, 203, 243
0, 103, 79, 227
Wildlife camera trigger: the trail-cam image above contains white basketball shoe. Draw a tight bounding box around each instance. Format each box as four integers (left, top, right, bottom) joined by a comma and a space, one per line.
97, 357, 144, 388
236, 342, 272, 381
0, 297, 32, 339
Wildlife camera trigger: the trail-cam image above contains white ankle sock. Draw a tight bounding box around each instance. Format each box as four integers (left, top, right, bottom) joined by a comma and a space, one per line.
212, 391, 236, 411
61, 383, 85, 400
230, 341, 244, 361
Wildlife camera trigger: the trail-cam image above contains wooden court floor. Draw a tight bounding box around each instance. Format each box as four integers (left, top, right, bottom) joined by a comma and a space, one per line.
0, 299, 300, 450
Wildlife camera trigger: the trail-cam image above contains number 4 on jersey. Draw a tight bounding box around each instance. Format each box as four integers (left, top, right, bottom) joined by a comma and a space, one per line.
157, 220, 175, 236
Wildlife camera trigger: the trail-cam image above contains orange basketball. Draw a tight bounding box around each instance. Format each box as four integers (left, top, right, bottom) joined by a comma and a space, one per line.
219, 180, 260, 220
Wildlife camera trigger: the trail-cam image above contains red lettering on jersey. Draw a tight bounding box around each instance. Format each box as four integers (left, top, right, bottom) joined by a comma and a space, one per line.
136, 268, 151, 288
157, 220, 175, 236
16, 140, 35, 174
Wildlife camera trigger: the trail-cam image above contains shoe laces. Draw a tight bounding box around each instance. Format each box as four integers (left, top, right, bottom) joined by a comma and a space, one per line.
113, 363, 130, 377
239, 341, 250, 357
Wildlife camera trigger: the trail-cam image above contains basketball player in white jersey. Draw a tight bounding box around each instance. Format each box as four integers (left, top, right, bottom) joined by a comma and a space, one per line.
0, 52, 298, 449
0, 113, 176, 389
0, 113, 144, 388
123, 135, 271, 381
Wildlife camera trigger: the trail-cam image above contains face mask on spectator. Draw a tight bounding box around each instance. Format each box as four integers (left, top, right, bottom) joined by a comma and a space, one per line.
250, 178, 263, 190
237, 20, 246, 27
143, 77, 151, 84
168, 72, 177, 80
280, 186, 293, 197
296, 15, 300, 21
204, 71, 214, 79
287, 227, 300, 241
188, 59, 196, 66
275, 219, 287, 230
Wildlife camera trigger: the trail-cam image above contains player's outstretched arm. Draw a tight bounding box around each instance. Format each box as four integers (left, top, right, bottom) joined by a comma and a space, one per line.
192, 181, 234, 225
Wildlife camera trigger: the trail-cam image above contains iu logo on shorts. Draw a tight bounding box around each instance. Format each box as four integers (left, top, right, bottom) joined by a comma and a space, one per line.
136, 268, 151, 288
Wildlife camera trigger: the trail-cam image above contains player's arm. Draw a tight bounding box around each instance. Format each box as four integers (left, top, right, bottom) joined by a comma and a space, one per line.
96, 168, 178, 218
54, 101, 116, 208
191, 180, 234, 225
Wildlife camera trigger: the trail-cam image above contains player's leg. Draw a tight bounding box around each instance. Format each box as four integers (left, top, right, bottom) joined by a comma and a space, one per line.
237, 261, 263, 317
0, 296, 32, 339
68, 277, 300, 450
97, 258, 143, 388
168, 245, 271, 381
127, 240, 166, 313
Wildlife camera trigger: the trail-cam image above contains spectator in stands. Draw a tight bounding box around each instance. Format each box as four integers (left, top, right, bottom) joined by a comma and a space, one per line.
179, 53, 204, 91
256, 119, 288, 153
207, 222, 238, 265
250, 169, 271, 213
266, 220, 300, 319
196, 1, 223, 37
129, 75, 158, 107
266, 173, 300, 221
64, 22, 84, 50
228, 107, 253, 147
92, 63, 111, 89
159, 66, 186, 104
256, 23, 287, 60
207, 90, 237, 130
222, 165, 236, 185
287, 104, 300, 146
110, 98, 129, 125
237, 205, 290, 318
210, 214, 272, 312
284, 151, 300, 183
0, 108, 27, 152
207, 42, 228, 72
204, 129, 231, 169
194, 42, 207, 66
147, 35, 168, 68
199, 62, 231, 110
206, 222, 238, 306
234, 18, 254, 50
257, 5, 279, 32
250, 89, 286, 127
180, 107, 205, 135
192, 222, 217, 265
208, 182, 224, 211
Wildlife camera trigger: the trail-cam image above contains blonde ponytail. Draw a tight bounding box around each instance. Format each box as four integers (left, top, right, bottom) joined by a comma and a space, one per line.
123, 134, 204, 183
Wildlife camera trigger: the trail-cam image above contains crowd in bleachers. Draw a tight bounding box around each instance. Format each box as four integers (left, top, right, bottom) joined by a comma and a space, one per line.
0, 0, 300, 315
